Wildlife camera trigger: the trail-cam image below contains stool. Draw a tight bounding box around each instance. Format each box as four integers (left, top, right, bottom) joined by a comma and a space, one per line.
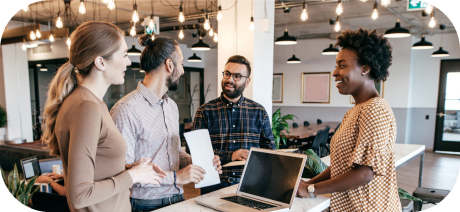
412, 187, 450, 211
400, 198, 413, 212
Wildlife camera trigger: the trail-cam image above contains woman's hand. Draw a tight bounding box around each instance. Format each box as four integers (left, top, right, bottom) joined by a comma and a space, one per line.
127, 158, 165, 186
296, 179, 311, 198
36, 175, 53, 183
47, 173, 64, 179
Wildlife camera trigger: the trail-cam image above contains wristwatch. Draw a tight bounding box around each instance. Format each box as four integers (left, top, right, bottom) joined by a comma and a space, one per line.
47, 179, 52, 185
307, 184, 316, 198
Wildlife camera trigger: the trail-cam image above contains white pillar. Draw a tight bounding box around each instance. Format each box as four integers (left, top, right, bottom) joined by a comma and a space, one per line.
0, 44, 33, 142
218, 0, 275, 117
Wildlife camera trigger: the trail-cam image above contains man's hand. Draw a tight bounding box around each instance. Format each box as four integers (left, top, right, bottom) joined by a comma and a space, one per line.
296, 179, 311, 198
231, 149, 249, 161
126, 158, 167, 178
176, 164, 206, 185
213, 155, 223, 174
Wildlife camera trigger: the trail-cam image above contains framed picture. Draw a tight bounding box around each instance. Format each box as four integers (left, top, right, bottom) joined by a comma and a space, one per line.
350, 81, 384, 104
301, 72, 330, 103
272, 73, 283, 103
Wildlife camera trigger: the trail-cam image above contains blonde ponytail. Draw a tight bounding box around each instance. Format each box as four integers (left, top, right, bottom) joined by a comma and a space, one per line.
42, 62, 78, 156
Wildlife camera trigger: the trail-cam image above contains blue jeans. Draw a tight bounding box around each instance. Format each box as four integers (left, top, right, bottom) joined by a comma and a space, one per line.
130, 194, 185, 212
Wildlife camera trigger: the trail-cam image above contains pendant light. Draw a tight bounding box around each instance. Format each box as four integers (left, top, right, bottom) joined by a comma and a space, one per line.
127, 44, 142, 56
179, 27, 184, 39
56, 13, 63, 28
23, 6, 29, 12
424, 4, 433, 15
179, 3, 185, 23
30, 30, 36, 40
22, 39, 27, 51
380, 0, 390, 7
148, 1, 155, 32
187, 52, 202, 62
204, 14, 211, 30
130, 24, 136, 37
287, 46, 301, 64
300, 1, 308, 21
275, 9, 297, 45
412, 35, 433, 49
336, 0, 343, 16
66, 37, 71, 49
214, 33, 218, 42
334, 16, 341, 32
217, 5, 222, 20
107, 0, 116, 10
322, 43, 340, 55
49, 31, 55, 42
191, 37, 211, 51
428, 11, 436, 29
79, 0, 86, 14
432, 24, 449, 57
209, 27, 214, 36
250, 17, 254, 30
384, 19, 410, 38
132, 0, 139, 23
371, 1, 378, 20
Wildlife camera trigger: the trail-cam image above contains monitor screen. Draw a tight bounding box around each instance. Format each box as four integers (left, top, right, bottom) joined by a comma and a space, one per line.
21, 157, 41, 180
239, 151, 304, 204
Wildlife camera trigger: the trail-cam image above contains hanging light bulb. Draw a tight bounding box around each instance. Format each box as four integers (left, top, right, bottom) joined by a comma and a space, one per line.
381, 0, 390, 7
107, 0, 116, 10
424, 4, 433, 14
179, 28, 184, 39
56, 14, 63, 28
151, 34, 155, 40
360, 0, 367, 2
79, 0, 86, 14
217, 5, 222, 20
336, 0, 343, 16
209, 27, 214, 36
428, 11, 436, 28
334, 16, 341, 32
371, 2, 378, 20
49, 31, 55, 42
101, 0, 108, 4
23, 6, 29, 12
301, 2, 308, 21
130, 25, 136, 37
66, 37, 71, 46
30, 30, 36, 40
132, 3, 139, 23
22, 39, 27, 51
250, 17, 254, 30
214, 33, 218, 42
204, 14, 210, 30
179, 5, 185, 23
149, 15, 155, 30
35, 29, 41, 39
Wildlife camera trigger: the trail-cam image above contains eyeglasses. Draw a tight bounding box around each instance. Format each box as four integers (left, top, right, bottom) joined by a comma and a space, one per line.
222, 71, 249, 81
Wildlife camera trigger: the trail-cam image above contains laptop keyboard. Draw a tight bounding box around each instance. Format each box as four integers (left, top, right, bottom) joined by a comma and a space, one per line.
221, 195, 278, 210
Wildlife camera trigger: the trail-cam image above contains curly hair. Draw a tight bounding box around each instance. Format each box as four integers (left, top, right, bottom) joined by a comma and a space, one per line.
336, 28, 392, 83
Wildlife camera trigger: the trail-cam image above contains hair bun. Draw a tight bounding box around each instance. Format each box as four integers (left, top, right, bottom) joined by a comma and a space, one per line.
139, 34, 154, 47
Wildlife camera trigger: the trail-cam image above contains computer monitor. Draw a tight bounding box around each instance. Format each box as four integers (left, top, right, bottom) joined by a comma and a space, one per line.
20, 156, 41, 180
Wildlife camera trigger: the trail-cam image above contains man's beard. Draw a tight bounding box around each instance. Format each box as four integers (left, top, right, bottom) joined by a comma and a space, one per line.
166, 67, 179, 91
222, 81, 246, 98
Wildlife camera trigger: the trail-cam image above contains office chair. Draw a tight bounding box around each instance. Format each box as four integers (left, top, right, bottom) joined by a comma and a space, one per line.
300, 129, 323, 156
320, 127, 331, 157
292, 123, 299, 128
317, 119, 322, 124
303, 121, 310, 126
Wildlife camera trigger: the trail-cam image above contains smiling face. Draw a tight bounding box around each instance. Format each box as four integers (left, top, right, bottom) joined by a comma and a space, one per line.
102, 38, 131, 85
332, 48, 366, 96
221, 62, 250, 100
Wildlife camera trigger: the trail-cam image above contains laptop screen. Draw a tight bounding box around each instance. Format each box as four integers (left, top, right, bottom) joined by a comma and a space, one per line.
20, 157, 41, 180
239, 151, 304, 204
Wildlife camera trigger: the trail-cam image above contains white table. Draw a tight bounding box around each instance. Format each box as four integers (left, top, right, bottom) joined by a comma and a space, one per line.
156, 143, 425, 212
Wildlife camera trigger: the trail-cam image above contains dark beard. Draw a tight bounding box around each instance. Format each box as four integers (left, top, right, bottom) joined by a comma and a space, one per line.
166, 67, 179, 91
222, 82, 245, 98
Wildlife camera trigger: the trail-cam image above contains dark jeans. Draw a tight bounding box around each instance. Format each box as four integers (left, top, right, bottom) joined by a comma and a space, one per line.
201, 182, 238, 195
130, 194, 185, 212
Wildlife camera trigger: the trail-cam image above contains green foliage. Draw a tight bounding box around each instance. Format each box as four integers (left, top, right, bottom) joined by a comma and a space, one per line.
398, 188, 422, 203
0, 106, 6, 128
1, 164, 39, 206
302, 149, 329, 178
271, 108, 296, 149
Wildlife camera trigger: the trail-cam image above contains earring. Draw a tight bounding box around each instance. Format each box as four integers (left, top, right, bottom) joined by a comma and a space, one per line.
361, 73, 365, 76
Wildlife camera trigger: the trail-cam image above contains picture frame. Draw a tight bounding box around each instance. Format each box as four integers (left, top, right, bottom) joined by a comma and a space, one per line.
272, 73, 283, 103
301, 72, 331, 103
350, 81, 384, 104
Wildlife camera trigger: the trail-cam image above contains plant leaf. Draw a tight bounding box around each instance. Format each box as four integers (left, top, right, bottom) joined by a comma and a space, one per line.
26, 186, 40, 205
11, 164, 19, 194
22, 175, 37, 204
15, 180, 25, 197
302, 149, 328, 178
398, 188, 422, 202
7, 165, 14, 192
1, 167, 6, 187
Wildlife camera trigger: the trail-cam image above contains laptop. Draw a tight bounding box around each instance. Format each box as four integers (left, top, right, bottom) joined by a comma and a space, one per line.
195, 148, 307, 212
20, 156, 42, 180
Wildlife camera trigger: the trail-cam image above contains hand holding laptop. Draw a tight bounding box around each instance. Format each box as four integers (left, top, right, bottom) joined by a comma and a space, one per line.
176, 155, 222, 184
232, 149, 249, 161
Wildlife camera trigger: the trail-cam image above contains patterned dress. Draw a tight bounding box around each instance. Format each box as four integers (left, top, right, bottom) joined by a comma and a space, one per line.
329, 97, 402, 212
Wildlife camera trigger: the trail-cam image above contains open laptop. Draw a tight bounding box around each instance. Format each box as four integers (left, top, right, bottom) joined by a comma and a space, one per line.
195, 148, 306, 212
20, 156, 42, 180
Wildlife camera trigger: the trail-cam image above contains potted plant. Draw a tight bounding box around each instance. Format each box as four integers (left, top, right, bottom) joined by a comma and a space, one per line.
271, 108, 296, 149
0, 106, 6, 142
1, 164, 39, 206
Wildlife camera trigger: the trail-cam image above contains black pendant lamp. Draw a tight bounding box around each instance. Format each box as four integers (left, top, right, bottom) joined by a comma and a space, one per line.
187, 52, 202, 62
432, 24, 449, 57
384, 19, 410, 38
276, 30, 297, 45
287, 54, 301, 64
322, 43, 340, 55
191, 37, 211, 51
127, 44, 141, 56
412, 35, 433, 49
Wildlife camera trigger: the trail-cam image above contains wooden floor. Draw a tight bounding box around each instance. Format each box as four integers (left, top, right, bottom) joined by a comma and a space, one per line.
183, 151, 460, 210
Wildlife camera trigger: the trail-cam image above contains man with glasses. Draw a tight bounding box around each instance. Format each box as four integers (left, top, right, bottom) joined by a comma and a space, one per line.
192, 55, 275, 195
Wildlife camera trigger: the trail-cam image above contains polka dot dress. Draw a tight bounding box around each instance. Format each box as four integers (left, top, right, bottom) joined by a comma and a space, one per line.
329, 97, 401, 212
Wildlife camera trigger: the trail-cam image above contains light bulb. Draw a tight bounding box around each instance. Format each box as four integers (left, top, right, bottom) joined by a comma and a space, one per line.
424, 4, 433, 14
249, 17, 254, 30
149, 18, 155, 30
179, 29, 184, 39
23, 6, 29, 12
204, 18, 210, 30
336, 1, 343, 16
214, 33, 218, 42
360, 0, 367, 2
36, 29, 41, 39
101, 0, 108, 4
22, 42, 26, 51
132, 11, 139, 23
49, 33, 55, 42
217, 6, 222, 20
66, 37, 71, 46
30, 30, 36, 40
334, 21, 341, 32
56, 16, 63, 28
381, 0, 390, 7
79, 1, 86, 14
428, 16, 436, 28
130, 25, 136, 37
151, 34, 155, 40
301, 3, 308, 21
107, 0, 115, 10
372, 8, 378, 20
179, 12, 185, 23
209, 28, 214, 36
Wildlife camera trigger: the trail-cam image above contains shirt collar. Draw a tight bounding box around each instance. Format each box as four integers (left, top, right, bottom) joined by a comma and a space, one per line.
137, 81, 169, 106
219, 92, 244, 107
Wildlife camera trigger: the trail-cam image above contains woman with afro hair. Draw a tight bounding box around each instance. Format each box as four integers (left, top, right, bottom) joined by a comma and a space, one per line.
297, 28, 401, 212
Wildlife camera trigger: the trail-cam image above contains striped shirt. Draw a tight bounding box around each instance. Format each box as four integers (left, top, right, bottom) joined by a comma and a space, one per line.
192, 94, 275, 177
110, 82, 191, 200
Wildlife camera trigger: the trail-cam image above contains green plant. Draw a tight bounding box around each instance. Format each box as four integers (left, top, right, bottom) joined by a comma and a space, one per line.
398, 188, 422, 203
1, 164, 39, 205
271, 108, 296, 149
0, 106, 6, 128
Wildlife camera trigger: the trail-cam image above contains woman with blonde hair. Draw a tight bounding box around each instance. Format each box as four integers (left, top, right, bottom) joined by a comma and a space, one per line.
42, 21, 165, 212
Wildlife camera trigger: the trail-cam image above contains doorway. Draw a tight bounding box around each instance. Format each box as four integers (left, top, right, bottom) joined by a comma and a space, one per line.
434, 59, 460, 152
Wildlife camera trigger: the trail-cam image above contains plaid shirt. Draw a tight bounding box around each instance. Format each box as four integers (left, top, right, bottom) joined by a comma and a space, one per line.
192, 93, 275, 177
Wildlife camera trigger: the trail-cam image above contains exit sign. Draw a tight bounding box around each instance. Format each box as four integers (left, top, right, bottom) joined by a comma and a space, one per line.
407, 0, 429, 11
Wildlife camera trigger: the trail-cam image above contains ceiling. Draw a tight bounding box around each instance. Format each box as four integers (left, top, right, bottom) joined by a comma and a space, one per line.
6, 0, 457, 47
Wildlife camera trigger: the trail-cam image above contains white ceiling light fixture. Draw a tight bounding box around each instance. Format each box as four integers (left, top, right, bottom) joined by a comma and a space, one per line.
432, 24, 449, 57
383, 19, 410, 38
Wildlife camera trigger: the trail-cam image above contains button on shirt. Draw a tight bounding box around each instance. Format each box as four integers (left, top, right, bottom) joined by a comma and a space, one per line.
192, 94, 275, 177
111, 82, 191, 200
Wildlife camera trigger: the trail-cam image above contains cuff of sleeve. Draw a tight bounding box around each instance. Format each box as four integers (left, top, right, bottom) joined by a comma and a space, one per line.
118, 171, 134, 189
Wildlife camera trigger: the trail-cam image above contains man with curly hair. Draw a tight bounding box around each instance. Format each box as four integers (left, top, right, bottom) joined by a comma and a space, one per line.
297, 28, 402, 212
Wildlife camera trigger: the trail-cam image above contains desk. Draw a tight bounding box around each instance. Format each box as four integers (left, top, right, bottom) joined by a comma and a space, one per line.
284, 122, 341, 140
156, 143, 425, 212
